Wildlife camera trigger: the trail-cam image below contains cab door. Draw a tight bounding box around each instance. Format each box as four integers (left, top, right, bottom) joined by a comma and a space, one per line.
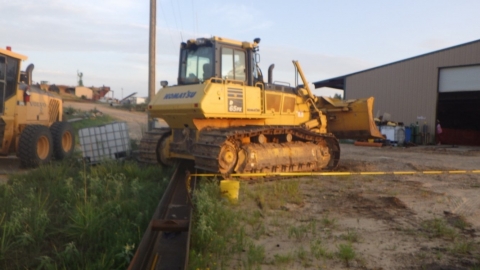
220, 47, 262, 116
0, 56, 5, 115
221, 47, 248, 115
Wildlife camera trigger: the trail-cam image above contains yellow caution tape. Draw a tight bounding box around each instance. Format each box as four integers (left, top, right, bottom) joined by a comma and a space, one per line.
188, 169, 480, 178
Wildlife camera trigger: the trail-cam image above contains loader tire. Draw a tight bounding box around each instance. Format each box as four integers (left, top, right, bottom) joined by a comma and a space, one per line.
18, 125, 53, 168
50, 121, 75, 160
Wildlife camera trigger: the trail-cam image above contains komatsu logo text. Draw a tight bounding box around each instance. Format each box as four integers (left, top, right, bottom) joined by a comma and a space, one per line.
163, 91, 197, 99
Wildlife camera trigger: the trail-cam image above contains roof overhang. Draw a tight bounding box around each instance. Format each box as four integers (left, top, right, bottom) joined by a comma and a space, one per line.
313, 77, 346, 90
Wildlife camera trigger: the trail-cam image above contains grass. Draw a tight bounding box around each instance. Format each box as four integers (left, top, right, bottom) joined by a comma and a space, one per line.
341, 230, 360, 243
273, 252, 294, 265
310, 239, 333, 259
245, 243, 265, 269
421, 218, 458, 240
321, 213, 337, 228
189, 180, 250, 269
337, 243, 356, 267
64, 106, 117, 146
0, 160, 170, 269
288, 221, 317, 242
190, 178, 354, 269
450, 238, 476, 255
65, 106, 116, 129
245, 180, 303, 210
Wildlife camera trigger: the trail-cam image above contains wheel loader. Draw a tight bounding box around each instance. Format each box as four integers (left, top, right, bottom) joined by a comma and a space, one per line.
139, 37, 383, 174
0, 47, 75, 167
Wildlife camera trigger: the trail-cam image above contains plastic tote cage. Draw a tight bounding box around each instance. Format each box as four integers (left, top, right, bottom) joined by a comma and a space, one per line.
78, 122, 131, 164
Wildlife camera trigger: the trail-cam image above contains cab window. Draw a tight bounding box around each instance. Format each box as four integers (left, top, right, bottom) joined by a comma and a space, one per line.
0, 57, 5, 81
221, 48, 246, 81
5, 56, 19, 99
179, 46, 214, 85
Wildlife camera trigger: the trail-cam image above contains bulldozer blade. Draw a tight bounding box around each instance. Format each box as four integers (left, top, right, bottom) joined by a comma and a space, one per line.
321, 97, 384, 140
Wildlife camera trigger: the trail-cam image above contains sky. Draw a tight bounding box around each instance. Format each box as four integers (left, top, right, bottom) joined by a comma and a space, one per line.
2, 0, 480, 99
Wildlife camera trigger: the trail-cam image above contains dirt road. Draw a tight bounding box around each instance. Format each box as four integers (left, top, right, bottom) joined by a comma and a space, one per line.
63, 101, 167, 140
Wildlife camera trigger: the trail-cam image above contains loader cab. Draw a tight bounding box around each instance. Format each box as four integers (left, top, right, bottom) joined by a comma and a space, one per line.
177, 37, 261, 87
0, 48, 24, 116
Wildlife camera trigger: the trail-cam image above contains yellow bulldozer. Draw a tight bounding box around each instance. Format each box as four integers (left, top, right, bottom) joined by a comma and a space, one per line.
139, 37, 383, 174
0, 47, 75, 167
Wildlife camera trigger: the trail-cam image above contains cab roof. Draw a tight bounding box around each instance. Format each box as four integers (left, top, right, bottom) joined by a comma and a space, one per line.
0, 47, 28, 61
212, 36, 258, 50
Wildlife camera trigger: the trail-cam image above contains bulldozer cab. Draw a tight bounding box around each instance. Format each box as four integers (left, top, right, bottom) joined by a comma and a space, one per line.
177, 37, 261, 87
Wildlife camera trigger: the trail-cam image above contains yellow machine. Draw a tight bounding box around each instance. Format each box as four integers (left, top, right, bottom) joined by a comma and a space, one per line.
139, 37, 383, 174
0, 47, 75, 167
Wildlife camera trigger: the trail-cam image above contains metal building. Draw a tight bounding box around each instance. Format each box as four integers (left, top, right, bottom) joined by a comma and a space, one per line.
313, 39, 480, 145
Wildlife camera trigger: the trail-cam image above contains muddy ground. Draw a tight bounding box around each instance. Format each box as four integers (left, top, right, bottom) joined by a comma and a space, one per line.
240, 144, 480, 269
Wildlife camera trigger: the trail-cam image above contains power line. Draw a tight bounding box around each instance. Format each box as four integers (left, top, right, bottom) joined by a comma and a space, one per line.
175, 0, 184, 41
191, 0, 197, 37
169, 0, 180, 33
158, 1, 176, 49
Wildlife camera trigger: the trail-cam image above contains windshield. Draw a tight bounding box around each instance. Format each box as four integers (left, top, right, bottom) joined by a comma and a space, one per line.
178, 46, 214, 85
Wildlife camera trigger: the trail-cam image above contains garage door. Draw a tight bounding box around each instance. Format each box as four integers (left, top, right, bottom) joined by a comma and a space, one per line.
439, 65, 480, 92
437, 65, 480, 145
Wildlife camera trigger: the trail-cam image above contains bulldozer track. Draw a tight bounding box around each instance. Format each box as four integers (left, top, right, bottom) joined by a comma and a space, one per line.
192, 126, 340, 174
139, 126, 340, 175
138, 128, 171, 164
128, 161, 196, 270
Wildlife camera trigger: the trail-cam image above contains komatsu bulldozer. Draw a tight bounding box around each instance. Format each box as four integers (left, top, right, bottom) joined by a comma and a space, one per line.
139, 37, 383, 174
0, 47, 75, 167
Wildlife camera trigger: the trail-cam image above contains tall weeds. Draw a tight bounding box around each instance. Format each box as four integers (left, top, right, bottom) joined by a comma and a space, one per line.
0, 160, 170, 269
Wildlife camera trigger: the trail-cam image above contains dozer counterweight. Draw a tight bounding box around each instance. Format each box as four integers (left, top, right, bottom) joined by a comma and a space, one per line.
139, 37, 383, 174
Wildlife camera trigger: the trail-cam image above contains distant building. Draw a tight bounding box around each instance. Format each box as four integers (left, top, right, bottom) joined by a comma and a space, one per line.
130, 97, 146, 104
314, 39, 480, 145
91, 85, 111, 101
119, 92, 144, 105
75, 86, 93, 99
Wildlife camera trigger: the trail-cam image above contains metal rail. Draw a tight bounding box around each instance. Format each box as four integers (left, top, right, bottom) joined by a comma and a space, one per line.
128, 161, 196, 270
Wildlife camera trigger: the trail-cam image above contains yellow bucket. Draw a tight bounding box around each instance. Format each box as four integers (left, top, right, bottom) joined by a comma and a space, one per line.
220, 180, 240, 204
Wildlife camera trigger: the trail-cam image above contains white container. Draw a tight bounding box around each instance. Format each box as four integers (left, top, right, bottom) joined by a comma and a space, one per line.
380, 126, 396, 141
78, 122, 131, 164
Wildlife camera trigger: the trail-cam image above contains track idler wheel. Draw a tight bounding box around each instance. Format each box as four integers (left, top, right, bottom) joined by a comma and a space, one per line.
158, 136, 175, 167
218, 141, 237, 174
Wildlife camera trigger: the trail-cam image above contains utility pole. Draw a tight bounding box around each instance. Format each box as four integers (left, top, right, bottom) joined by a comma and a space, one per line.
148, 0, 156, 131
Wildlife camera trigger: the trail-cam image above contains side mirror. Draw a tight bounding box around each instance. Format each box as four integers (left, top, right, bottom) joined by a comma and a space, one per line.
160, 80, 168, 88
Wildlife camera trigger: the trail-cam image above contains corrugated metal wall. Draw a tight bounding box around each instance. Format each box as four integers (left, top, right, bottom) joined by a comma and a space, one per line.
345, 41, 480, 137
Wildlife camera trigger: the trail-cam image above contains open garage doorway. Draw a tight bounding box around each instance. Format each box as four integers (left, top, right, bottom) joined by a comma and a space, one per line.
437, 65, 480, 145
